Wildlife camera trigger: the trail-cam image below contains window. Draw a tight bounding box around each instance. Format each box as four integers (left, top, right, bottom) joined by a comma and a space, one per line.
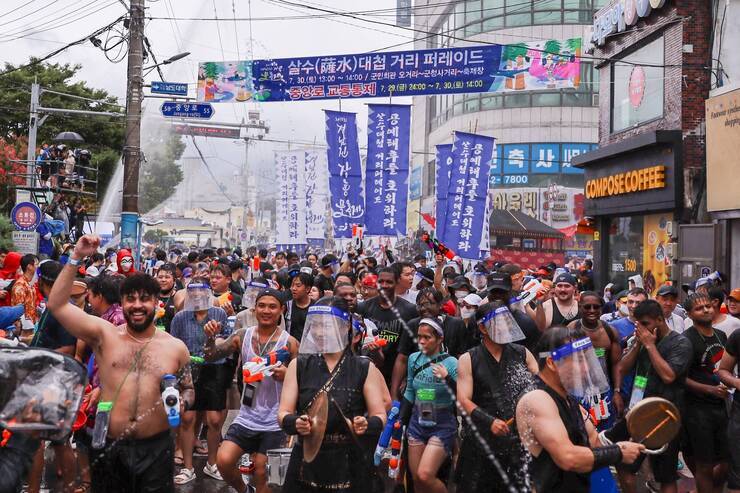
607, 215, 644, 289
611, 36, 665, 132
481, 94, 503, 109
504, 93, 531, 107
532, 92, 561, 106
464, 94, 481, 113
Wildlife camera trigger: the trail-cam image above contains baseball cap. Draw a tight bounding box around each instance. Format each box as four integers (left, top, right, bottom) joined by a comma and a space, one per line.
448, 275, 472, 290
255, 288, 285, 306
656, 285, 678, 297
554, 273, 577, 287
416, 267, 435, 284
486, 272, 512, 292
728, 288, 740, 301
462, 293, 483, 307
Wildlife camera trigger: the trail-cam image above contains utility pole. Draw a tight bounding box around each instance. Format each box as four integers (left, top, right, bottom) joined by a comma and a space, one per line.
120, 0, 145, 250
26, 81, 40, 187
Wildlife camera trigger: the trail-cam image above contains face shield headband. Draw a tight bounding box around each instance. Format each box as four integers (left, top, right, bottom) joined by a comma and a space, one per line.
184, 282, 213, 312
470, 272, 488, 290
544, 337, 610, 399
479, 306, 525, 344
299, 305, 352, 355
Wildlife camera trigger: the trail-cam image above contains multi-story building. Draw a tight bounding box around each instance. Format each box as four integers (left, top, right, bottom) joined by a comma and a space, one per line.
408, 0, 610, 261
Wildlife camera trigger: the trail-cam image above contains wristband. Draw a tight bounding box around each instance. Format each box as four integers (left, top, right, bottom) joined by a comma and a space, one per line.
281, 414, 300, 435
366, 415, 383, 436
471, 407, 495, 432
592, 444, 623, 470
67, 256, 82, 266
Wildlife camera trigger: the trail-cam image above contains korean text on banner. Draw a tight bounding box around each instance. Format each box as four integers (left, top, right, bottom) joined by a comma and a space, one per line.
275, 151, 307, 245
197, 38, 581, 103
305, 150, 328, 240
365, 104, 411, 236
444, 132, 495, 260
435, 144, 453, 242
325, 111, 365, 239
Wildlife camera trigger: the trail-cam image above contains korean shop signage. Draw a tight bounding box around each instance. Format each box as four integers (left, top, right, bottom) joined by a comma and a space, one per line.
585, 165, 665, 199
592, 0, 667, 46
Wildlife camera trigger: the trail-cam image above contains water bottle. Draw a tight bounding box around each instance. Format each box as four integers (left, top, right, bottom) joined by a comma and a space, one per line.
92, 401, 113, 449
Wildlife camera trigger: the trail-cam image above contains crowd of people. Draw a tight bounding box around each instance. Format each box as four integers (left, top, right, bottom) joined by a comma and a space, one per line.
34, 144, 92, 192
0, 235, 739, 493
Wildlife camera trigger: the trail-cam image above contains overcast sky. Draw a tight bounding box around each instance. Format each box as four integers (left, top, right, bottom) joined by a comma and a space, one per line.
3, 0, 415, 206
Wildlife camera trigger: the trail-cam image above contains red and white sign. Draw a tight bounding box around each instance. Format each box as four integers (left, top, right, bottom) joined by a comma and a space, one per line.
629, 66, 646, 108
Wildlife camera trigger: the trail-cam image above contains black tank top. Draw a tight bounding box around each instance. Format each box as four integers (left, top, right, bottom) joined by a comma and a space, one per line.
468, 343, 531, 450
551, 300, 580, 327
530, 376, 590, 493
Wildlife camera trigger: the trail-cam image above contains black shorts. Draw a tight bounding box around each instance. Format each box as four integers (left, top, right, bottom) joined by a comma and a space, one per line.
192, 364, 229, 411
682, 403, 729, 463
727, 405, 740, 489
605, 417, 680, 484
90, 429, 174, 493
224, 422, 285, 455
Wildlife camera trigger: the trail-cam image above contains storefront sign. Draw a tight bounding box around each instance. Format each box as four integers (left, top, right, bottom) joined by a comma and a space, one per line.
12, 231, 39, 255
585, 165, 665, 199
629, 67, 646, 108
706, 87, 740, 213
489, 186, 585, 231
592, 0, 666, 46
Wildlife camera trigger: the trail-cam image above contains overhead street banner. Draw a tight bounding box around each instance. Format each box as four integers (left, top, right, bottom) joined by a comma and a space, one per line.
172, 124, 241, 139
197, 38, 581, 103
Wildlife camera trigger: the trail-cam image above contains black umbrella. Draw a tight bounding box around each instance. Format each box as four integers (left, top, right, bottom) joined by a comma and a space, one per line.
52, 131, 84, 143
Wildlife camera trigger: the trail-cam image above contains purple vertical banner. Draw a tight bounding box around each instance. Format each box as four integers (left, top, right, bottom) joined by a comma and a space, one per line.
435, 144, 453, 243
365, 104, 411, 236
444, 131, 495, 259
325, 110, 365, 239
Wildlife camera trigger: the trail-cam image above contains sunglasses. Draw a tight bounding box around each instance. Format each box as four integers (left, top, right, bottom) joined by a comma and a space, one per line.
581, 304, 602, 310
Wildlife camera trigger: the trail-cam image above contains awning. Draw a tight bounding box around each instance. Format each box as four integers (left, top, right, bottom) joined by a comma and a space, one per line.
489, 209, 565, 240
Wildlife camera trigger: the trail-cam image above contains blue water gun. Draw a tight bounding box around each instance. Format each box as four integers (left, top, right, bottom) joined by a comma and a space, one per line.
373, 400, 400, 466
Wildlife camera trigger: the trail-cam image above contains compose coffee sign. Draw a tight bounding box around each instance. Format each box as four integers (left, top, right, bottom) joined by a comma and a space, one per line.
585, 165, 665, 199
592, 0, 667, 46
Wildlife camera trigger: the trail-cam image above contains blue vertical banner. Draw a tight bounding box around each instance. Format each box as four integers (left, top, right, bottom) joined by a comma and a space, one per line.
435, 144, 453, 242
325, 110, 365, 239
365, 104, 411, 236
444, 132, 495, 260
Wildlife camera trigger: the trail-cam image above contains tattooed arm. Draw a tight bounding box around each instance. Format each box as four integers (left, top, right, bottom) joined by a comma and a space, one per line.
174, 341, 195, 410
203, 322, 245, 362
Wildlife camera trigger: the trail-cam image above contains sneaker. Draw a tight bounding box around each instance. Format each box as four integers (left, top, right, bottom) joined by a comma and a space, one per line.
174, 468, 196, 485
203, 462, 224, 481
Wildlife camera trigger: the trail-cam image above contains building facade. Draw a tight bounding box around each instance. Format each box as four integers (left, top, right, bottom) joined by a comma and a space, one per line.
573, 0, 714, 293
409, 0, 610, 260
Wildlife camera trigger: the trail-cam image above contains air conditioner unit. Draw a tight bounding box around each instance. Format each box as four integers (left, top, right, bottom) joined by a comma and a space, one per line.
666, 242, 677, 259
665, 221, 673, 237
592, 94, 599, 106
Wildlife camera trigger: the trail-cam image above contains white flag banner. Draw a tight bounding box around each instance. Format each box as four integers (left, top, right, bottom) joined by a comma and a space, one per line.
275, 150, 307, 245
304, 150, 328, 240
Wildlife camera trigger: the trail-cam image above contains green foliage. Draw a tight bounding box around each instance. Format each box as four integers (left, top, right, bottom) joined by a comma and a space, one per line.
143, 228, 168, 244
0, 61, 124, 194
202, 62, 219, 79
0, 216, 14, 250
544, 39, 563, 55
139, 122, 186, 213
502, 43, 529, 61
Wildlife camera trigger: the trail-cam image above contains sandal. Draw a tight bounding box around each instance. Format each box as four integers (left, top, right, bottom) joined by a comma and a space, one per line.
174, 468, 196, 485
74, 481, 92, 493
194, 442, 208, 456
174, 453, 184, 466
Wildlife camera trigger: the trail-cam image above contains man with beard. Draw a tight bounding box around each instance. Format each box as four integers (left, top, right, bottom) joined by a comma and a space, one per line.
204, 288, 299, 493
47, 235, 194, 493
534, 272, 581, 331
391, 287, 467, 400
516, 326, 644, 492
456, 300, 539, 492
356, 267, 418, 387
170, 281, 231, 484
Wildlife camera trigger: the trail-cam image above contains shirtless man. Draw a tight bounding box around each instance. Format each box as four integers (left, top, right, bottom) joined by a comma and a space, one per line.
48, 235, 194, 493
534, 273, 581, 331
516, 326, 644, 492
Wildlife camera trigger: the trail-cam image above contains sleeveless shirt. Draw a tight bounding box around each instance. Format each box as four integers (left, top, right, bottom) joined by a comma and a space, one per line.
530, 376, 590, 492
232, 326, 289, 431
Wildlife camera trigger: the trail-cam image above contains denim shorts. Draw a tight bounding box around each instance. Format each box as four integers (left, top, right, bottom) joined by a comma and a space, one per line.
407, 408, 457, 455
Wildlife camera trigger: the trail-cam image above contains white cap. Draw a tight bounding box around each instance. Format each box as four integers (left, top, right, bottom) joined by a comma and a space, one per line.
86, 265, 100, 277
463, 293, 483, 306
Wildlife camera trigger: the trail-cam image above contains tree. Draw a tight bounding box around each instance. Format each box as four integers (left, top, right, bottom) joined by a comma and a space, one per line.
139, 121, 186, 213
143, 228, 168, 244
0, 61, 125, 195
0, 137, 28, 210
0, 216, 14, 250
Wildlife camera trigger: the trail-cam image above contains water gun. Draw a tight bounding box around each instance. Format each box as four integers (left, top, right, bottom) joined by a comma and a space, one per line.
388, 421, 405, 479
216, 292, 233, 308
190, 355, 205, 364
155, 301, 166, 320
421, 234, 455, 260
242, 346, 290, 383
373, 401, 400, 466
362, 332, 388, 351
72, 385, 93, 432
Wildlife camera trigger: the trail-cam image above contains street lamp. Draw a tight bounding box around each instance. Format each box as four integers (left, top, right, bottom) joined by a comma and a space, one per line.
143, 51, 191, 77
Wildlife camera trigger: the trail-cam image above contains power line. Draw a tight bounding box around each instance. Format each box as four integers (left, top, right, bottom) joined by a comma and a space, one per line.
0, 0, 118, 41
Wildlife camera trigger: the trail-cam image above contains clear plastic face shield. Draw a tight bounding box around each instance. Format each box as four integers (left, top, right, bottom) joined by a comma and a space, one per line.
478, 305, 525, 344
545, 337, 610, 399
327, 260, 340, 276
470, 272, 488, 291
184, 282, 213, 312
0, 348, 87, 441
243, 281, 268, 310
299, 305, 352, 354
